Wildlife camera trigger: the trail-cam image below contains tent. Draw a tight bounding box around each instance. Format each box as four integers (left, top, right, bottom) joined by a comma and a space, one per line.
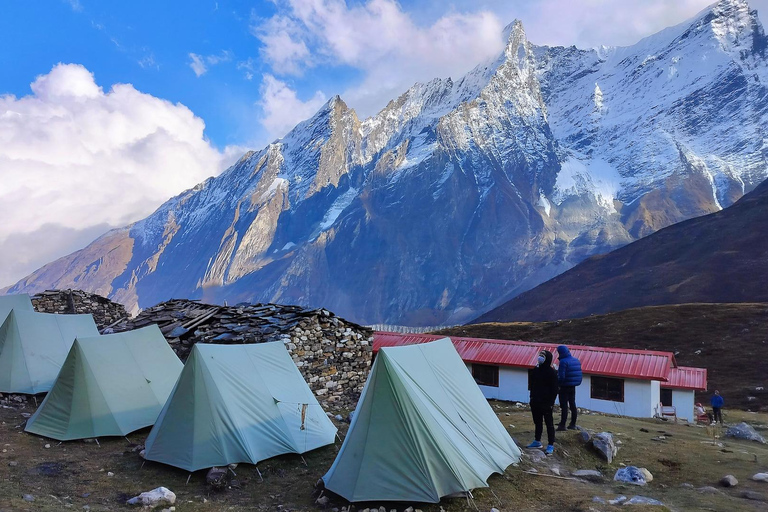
322, 337, 521, 503
143, 341, 337, 471
0, 294, 34, 321
25, 325, 183, 440
0, 310, 99, 394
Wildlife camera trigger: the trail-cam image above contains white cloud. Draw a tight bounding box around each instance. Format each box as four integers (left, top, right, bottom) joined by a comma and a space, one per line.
0, 63, 239, 286
256, 0, 505, 117
65, 0, 83, 12
188, 50, 233, 77
258, 74, 327, 139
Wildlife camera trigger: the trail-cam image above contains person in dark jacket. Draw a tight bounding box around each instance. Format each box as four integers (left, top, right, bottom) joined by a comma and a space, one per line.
527, 349, 559, 454
710, 390, 724, 425
556, 345, 583, 431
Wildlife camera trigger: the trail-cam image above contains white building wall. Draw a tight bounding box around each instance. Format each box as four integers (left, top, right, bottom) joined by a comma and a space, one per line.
468, 364, 529, 402
669, 389, 696, 422
469, 362, 663, 418
574, 376, 659, 418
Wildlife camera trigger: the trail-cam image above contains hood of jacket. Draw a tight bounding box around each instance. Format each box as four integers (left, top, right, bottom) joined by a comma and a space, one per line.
557, 345, 571, 358
540, 349, 554, 368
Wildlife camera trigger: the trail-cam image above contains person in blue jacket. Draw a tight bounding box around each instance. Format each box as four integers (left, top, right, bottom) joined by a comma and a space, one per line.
710, 390, 724, 425
556, 345, 582, 431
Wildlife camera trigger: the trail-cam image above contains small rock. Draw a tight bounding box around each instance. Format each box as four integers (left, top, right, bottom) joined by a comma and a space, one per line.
83, 506, 90, 511
623, 496, 664, 506
752, 473, 768, 482
591, 432, 618, 463
614, 466, 647, 486
639, 428, 649, 433
334, 415, 343, 421
638, 468, 653, 483
697, 486, 722, 494
608, 495, 627, 505
680, 483, 694, 489
8, 461, 17, 467
720, 475, 738, 487
573, 469, 603, 482
127, 487, 176, 508
404, 508, 414, 512
742, 490, 766, 501
491, 508, 501, 512
551, 467, 561, 476
316, 496, 330, 506
592, 497, 606, 504
44, 443, 51, 449
22, 494, 35, 502
107, 471, 114, 477
579, 430, 591, 443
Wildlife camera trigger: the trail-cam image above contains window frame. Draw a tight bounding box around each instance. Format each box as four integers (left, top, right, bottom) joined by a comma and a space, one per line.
471, 363, 499, 388
590, 375, 625, 402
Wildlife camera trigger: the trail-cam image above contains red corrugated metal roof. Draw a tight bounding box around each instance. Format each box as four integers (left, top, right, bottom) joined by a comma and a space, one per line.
373, 332, 685, 381
663, 366, 708, 391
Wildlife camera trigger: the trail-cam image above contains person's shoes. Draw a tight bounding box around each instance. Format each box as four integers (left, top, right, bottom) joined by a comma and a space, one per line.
556, 425, 567, 432
545, 445, 554, 455
526, 441, 543, 449
567, 424, 577, 430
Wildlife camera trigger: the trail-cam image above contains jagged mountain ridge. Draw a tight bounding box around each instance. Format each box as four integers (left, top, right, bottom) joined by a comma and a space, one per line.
8, 0, 768, 325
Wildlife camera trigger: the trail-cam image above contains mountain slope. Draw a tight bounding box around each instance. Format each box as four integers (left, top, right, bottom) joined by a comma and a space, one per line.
7, 0, 768, 325
475, 177, 768, 323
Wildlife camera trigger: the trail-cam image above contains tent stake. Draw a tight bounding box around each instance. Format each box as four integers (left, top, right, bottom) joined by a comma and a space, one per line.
301, 455, 307, 467
186, 473, 192, 485
228, 467, 237, 477
33, 396, 37, 407
140, 461, 145, 470
95, 438, 100, 447
255, 466, 264, 482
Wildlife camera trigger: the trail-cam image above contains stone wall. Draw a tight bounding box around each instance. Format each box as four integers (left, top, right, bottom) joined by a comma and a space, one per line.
31, 289, 128, 330
113, 299, 373, 410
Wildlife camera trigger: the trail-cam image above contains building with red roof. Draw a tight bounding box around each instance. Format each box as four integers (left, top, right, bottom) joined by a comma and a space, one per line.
373, 332, 707, 421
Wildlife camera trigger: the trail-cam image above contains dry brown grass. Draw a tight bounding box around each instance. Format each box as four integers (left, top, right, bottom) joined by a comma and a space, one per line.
3, 401, 768, 511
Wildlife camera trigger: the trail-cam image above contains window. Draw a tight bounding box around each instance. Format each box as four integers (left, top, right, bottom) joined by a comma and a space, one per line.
472, 364, 499, 387
590, 376, 624, 402
660, 388, 673, 407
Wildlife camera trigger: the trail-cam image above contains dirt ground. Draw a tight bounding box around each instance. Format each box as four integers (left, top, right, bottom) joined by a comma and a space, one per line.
2, 400, 768, 511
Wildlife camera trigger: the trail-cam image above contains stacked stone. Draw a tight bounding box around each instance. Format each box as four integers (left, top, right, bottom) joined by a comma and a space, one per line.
113, 299, 373, 410
31, 289, 128, 330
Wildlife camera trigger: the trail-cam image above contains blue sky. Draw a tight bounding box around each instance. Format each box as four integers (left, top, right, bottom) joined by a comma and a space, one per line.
0, 0, 764, 287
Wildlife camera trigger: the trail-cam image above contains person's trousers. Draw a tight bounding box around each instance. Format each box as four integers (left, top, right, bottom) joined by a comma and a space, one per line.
531, 404, 555, 445
558, 386, 577, 427
713, 407, 723, 424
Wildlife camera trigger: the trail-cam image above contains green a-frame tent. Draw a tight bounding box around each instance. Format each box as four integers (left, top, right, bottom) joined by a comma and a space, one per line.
25, 324, 183, 440
322, 338, 521, 503
143, 341, 337, 471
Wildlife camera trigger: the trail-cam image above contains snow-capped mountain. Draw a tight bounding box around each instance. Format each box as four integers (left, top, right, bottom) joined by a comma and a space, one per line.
8, 0, 768, 325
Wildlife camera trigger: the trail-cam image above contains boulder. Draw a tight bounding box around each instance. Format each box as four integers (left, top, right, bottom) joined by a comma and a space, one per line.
591, 432, 618, 463
697, 486, 722, 494
614, 466, 647, 486
720, 475, 738, 487
751, 473, 768, 482
573, 469, 603, 482
725, 422, 766, 444
127, 487, 176, 508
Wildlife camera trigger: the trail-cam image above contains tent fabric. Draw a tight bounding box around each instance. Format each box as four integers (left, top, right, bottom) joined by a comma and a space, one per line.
0, 294, 34, 322
143, 341, 337, 472
0, 310, 99, 394
322, 337, 521, 503
25, 324, 183, 441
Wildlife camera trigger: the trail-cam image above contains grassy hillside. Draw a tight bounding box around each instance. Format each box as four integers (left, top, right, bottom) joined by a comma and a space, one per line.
437, 303, 768, 410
